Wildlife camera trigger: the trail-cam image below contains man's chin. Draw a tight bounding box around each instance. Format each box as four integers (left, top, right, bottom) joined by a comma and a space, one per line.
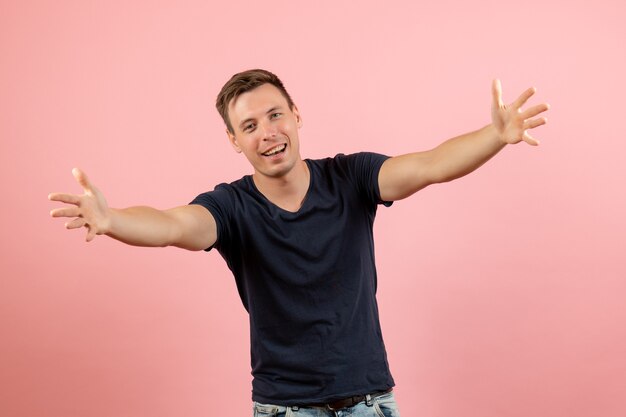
254, 160, 298, 179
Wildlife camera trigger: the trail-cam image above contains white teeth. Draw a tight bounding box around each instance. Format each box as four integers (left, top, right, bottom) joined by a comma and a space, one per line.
263, 144, 286, 156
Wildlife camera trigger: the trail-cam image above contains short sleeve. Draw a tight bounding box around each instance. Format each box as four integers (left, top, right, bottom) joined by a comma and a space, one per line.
188, 184, 234, 251
337, 152, 393, 207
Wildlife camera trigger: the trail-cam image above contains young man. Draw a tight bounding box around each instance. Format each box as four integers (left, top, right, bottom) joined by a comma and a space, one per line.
49, 69, 549, 416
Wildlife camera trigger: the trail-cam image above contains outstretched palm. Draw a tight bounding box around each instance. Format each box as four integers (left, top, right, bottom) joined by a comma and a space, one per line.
491, 79, 549, 146
48, 168, 111, 242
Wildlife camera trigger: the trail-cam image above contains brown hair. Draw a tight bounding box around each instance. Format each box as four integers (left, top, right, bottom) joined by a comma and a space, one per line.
216, 69, 295, 133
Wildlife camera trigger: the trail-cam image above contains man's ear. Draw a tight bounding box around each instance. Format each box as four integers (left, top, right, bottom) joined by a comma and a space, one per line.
227, 129, 242, 153
292, 105, 303, 128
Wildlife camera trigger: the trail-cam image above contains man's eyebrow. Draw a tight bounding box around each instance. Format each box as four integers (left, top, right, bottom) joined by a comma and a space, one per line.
239, 117, 254, 129
238, 106, 284, 129
266, 106, 282, 114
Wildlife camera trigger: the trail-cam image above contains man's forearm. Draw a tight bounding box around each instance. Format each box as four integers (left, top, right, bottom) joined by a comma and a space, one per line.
429, 124, 506, 184
106, 206, 179, 247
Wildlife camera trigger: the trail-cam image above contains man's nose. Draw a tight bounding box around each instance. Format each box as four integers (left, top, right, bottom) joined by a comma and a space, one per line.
260, 121, 277, 140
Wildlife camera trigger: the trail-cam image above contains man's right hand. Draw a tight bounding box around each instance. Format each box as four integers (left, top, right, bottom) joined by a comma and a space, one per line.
49, 168, 217, 250
49, 168, 111, 242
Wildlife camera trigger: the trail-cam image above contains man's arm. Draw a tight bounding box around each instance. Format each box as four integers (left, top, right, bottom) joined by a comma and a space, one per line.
49, 168, 216, 251
379, 79, 550, 201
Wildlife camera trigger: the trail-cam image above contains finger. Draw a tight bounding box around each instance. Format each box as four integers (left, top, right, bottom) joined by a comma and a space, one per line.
48, 193, 81, 205
521, 103, 550, 120
72, 168, 94, 193
523, 131, 540, 146
50, 207, 81, 218
512, 87, 536, 109
524, 117, 547, 130
65, 218, 86, 229
86, 225, 96, 242
492, 79, 504, 108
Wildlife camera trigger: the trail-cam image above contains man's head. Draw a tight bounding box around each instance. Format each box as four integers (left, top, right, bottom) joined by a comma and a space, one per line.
217, 69, 304, 181
216, 69, 295, 134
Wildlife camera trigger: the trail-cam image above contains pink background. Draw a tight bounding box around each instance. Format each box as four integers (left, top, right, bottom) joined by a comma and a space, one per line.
2, 1, 625, 416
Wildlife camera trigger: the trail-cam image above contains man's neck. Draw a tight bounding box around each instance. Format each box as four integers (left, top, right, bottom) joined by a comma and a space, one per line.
252, 160, 310, 212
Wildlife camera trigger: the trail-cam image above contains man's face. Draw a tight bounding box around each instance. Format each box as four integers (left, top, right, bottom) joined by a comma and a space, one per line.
226, 83, 303, 180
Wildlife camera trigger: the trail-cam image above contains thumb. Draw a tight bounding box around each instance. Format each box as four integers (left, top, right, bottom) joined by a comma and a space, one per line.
86, 225, 97, 242
72, 168, 93, 192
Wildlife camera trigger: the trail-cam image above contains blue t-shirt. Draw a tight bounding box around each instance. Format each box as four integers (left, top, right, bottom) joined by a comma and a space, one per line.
190, 152, 395, 405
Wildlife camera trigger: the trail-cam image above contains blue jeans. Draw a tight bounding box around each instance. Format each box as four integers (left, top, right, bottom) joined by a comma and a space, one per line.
252, 391, 401, 417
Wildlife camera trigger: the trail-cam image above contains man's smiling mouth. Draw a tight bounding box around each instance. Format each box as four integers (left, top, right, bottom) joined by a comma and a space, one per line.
262, 144, 287, 156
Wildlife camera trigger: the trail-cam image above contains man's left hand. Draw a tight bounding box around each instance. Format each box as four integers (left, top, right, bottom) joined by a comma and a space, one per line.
491, 79, 550, 146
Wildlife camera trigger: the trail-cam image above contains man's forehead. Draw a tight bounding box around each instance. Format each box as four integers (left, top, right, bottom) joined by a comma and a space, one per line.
228, 84, 288, 119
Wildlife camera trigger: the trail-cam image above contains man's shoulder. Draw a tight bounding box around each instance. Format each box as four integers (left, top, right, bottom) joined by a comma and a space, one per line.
307, 152, 390, 172
191, 175, 252, 205
306, 152, 360, 168
217, 175, 252, 191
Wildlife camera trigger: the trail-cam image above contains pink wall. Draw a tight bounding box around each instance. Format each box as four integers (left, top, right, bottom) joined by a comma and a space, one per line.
2, 1, 625, 416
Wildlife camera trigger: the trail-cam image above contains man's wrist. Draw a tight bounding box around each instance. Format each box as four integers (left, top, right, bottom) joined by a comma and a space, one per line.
485, 124, 508, 147
103, 207, 118, 237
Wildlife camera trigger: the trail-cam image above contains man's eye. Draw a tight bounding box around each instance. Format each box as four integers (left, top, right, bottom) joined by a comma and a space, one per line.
271, 113, 282, 119
244, 124, 256, 132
